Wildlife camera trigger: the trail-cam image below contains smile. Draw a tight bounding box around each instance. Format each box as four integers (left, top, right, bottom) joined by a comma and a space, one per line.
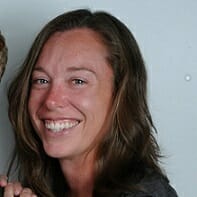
45, 120, 79, 132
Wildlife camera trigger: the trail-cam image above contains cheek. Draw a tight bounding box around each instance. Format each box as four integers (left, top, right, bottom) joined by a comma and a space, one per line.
29, 89, 44, 106
28, 96, 33, 116
28, 94, 43, 136
78, 89, 112, 122
74, 91, 100, 113
28, 99, 36, 127
28, 91, 40, 117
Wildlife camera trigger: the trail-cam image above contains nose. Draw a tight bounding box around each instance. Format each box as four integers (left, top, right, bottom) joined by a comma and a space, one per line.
43, 84, 68, 110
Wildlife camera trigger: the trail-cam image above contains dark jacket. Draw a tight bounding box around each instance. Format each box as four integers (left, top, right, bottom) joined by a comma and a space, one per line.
119, 173, 178, 197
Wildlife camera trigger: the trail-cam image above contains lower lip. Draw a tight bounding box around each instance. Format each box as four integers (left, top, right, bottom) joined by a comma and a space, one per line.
47, 129, 70, 135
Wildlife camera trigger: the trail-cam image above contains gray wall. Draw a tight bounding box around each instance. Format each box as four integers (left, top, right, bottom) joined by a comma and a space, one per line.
0, 1, 196, 196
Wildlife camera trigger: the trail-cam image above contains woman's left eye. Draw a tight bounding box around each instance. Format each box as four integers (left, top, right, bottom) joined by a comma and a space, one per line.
72, 79, 86, 85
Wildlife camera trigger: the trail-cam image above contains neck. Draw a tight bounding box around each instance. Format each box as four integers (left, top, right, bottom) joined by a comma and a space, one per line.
59, 153, 96, 197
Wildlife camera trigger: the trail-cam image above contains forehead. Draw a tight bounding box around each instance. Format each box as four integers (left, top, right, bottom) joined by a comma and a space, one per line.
34, 28, 112, 75
47, 28, 107, 50
37, 28, 110, 65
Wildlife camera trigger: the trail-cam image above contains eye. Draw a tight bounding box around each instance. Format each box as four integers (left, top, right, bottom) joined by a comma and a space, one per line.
31, 78, 49, 89
33, 78, 49, 84
72, 79, 86, 86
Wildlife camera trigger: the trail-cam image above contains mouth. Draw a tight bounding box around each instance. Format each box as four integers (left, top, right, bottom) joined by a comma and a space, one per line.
44, 119, 80, 133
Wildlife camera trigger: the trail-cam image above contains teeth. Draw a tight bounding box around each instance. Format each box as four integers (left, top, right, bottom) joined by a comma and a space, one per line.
45, 120, 79, 132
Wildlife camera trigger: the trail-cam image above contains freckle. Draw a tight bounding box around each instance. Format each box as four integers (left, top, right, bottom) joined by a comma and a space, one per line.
184, 74, 192, 82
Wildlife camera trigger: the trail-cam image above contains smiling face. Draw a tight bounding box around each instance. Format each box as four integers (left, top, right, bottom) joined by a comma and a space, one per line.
28, 28, 114, 161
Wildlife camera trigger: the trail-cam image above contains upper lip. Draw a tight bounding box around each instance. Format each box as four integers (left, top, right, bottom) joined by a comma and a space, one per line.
44, 119, 80, 123
39, 115, 81, 122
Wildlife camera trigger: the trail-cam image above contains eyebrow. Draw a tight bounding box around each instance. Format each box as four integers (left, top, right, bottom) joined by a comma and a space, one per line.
67, 66, 96, 76
32, 65, 97, 77
32, 66, 47, 72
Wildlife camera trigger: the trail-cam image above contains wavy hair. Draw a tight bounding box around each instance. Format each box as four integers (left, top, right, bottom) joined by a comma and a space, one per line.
8, 9, 165, 196
0, 32, 8, 81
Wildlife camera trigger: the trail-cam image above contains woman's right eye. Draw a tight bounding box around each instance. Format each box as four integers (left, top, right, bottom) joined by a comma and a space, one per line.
36, 79, 48, 84
31, 78, 49, 86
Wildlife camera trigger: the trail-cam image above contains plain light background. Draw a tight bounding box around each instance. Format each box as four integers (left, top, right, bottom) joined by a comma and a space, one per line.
0, 1, 196, 196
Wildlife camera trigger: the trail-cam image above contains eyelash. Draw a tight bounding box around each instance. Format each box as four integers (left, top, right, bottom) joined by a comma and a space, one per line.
72, 79, 86, 86
30, 77, 88, 88
32, 78, 49, 85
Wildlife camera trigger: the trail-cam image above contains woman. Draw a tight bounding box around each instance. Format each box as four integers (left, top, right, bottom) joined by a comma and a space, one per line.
0, 9, 177, 196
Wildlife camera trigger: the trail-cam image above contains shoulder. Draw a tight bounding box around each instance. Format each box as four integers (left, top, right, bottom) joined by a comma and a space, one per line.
120, 173, 178, 197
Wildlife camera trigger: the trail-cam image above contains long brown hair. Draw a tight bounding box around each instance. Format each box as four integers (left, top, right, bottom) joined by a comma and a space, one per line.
0, 32, 8, 81
8, 9, 165, 196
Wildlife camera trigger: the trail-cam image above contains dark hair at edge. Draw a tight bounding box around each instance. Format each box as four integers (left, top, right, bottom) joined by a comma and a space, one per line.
0, 32, 8, 81
7, 9, 166, 196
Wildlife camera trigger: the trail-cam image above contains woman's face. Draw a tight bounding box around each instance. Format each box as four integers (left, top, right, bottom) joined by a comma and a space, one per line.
28, 28, 114, 161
